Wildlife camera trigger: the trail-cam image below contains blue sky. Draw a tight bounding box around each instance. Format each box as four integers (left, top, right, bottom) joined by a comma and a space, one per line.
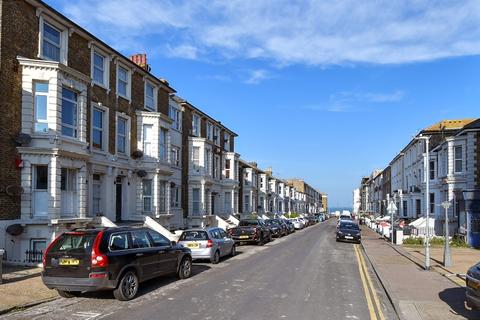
46, 0, 480, 207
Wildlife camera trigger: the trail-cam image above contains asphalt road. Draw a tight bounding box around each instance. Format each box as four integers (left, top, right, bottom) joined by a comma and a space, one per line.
2, 219, 396, 320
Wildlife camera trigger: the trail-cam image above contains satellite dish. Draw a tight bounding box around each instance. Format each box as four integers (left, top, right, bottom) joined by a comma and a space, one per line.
131, 150, 144, 159
14, 133, 32, 146
5, 185, 24, 196
6, 224, 24, 236
136, 170, 147, 178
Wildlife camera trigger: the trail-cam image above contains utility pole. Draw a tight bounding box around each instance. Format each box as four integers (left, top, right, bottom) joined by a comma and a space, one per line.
442, 200, 452, 267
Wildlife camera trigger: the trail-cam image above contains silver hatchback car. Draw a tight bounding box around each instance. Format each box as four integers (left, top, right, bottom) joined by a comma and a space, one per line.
177, 228, 236, 264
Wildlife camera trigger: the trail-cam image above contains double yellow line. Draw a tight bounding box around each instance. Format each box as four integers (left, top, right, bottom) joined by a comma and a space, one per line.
354, 244, 385, 320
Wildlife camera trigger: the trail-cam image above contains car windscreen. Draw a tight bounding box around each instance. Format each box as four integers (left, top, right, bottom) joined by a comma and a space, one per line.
180, 231, 209, 241
339, 223, 359, 230
239, 220, 259, 226
49, 233, 97, 254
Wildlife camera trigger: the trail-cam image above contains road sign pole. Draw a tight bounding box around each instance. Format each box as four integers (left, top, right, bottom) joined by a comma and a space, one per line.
442, 201, 452, 267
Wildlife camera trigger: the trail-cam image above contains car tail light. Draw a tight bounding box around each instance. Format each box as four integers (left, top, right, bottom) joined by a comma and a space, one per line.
91, 231, 108, 268
206, 240, 213, 248
89, 272, 107, 279
42, 235, 61, 268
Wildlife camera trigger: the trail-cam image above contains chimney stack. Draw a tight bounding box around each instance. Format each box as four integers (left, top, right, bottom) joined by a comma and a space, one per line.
130, 53, 151, 72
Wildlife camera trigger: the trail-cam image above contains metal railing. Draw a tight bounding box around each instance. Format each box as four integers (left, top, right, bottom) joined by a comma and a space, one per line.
25, 250, 43, 263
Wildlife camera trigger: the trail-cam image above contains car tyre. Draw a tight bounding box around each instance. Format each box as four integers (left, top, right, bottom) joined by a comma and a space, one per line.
230, 245, 236, 257
177, 256, 192, 279
211, 250, 220, 264
113, 270, 139, 301
258, 234, 264, 246
56, 290, 81, 298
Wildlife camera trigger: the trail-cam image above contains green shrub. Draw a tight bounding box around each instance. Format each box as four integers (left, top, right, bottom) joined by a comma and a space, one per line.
285, 213, 299, 218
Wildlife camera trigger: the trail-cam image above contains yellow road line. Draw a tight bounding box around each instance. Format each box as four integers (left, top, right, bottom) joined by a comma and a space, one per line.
354, 244, 378, 320
357, 244, 385, 320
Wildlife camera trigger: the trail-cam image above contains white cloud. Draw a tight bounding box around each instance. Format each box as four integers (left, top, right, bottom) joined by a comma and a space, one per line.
60, 0, 480, 65
166, 44, 199, 60
245, 69, 270, 85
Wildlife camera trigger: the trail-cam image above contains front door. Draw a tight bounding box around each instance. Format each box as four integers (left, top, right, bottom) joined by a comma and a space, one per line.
115, 177, 122, 222
211, 194, 216, 215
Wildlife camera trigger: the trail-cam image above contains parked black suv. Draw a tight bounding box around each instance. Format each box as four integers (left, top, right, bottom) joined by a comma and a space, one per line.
42, 227, 192, 301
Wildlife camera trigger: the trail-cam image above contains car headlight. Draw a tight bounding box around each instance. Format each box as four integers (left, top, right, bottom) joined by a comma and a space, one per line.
337, 231, 343, 235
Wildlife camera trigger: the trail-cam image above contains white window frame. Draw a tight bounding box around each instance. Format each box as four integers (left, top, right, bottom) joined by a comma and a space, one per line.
169, 105, 182, 132
91, 103, 109, 151
143, 124, 154, 157
144, 80, 157, 111
116, 63, 131, 100
91, 46, 110, 89
38, 15, 68, 65
61, 87, 78, 138
171, 146, 181, 167
116, 114, 130, 155
206, 122, 213, 141
92, 174, 103, 215
33, 81, 49, 133
159, 128, 168, 161
192, 188, 200, 216
171, 186, 180, 208
213, 154, 220, 179
224, 133, 230, 151
192, 114, 200, 137
214, 126, 220, 145
192, 147, 200, 171
205, 148, 212, 176
142, 179, 153, 213
159, 181, 167, 213
454, 145, 463, 174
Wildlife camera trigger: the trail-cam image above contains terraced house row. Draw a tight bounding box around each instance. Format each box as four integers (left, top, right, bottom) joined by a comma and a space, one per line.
357, 119, 480, 238
0, 0, 326, 264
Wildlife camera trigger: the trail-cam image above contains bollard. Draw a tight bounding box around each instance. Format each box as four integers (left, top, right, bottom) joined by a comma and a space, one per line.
0, 249, 4, 284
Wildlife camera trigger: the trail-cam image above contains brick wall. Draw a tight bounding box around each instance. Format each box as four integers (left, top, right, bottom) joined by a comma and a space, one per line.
182, 105, 193, 218
0, 1, 38, 219
477, 132, 480, 189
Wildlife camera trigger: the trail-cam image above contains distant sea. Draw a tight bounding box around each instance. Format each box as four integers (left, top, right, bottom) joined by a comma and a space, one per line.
329, 207, 353, 214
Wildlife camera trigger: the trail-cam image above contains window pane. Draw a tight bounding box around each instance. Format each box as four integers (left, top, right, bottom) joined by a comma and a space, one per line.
93, 109, 103, 128
62, 88, 77, 101
109, 233, 129, 251
43, 41, 60, 61
118, 136, 126, 153
131, 230, 152, 248
143, 197, 151, 212
93, 53, 104, 69
118, 119, 126, 135
118, 67, 127, 81
35, 82, 49, 93
61, 100, 76, 125
93, 129, 102, 148
143, 180, 152, 196
35, 95, 47, 120
35, 166, 48, 190
43, 23, 60, 45
118, 81, 127, 96
93, 68, 103, 84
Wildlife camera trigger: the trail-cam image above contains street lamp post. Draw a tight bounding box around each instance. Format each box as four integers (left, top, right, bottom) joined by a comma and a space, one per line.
387, 194, 397, 244
442, 200, 452, 267
416, 134, 431, 271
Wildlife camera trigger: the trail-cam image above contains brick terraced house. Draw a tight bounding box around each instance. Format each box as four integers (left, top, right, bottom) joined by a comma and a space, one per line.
0, 0, 327, 264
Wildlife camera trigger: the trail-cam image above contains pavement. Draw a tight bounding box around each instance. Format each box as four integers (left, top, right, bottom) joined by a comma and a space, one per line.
361, 226, 480, 320
0, 265, 57, 314
1, 219, 396, 320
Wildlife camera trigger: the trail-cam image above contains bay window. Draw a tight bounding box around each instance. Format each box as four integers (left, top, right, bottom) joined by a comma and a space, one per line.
143, 179, 152, 212
34, 82, 48, 133
61, 88, 78, 138
192, 188, 200, 216
159, 181, 167, 213
143, 124, 153, 157
159, 128, 167, 161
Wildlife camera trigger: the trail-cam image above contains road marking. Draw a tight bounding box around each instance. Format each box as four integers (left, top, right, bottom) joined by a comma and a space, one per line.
357, 245, 385, 320
355, 244, 385, 320
354, 244, 378, 320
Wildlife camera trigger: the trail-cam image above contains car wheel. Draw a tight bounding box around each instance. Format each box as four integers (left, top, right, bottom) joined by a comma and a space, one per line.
268, 233, 273, 242
230, 245, 236, 257
211, 250, 220, 264
177, 256, 192, 279
56, 290, 81, 298
258, 234, 264, 246
113, 270, 139, 301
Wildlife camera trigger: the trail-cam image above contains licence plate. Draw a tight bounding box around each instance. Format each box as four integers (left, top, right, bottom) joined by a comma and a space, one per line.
239, 235, 249, 239
186, 243, 200, 249
59, 258, 80, 266
345, 236, 353, 239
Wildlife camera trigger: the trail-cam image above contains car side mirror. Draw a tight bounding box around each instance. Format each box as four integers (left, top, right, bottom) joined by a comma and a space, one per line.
171, 241, 176, 246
